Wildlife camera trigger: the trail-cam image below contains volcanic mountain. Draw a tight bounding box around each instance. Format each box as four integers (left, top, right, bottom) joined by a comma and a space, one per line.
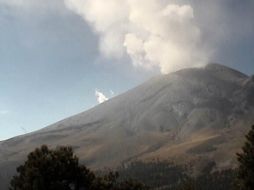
0, 63, 254, 188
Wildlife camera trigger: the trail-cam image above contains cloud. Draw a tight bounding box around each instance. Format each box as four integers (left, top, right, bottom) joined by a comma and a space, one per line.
65, 0, 209, 74
95, 89, 108, 104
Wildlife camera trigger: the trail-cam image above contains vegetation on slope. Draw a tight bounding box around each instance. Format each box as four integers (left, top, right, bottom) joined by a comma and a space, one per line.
236, 125, 254, 190
9, 145, 147, 190
9, 125, 254, 190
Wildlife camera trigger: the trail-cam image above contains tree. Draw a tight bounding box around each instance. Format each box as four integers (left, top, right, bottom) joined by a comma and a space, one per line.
90, 171, 119, 190
236, 125, 254, 190
9, 145, 95, 190
90, 171, 148, 190
116, 179, 148, 190
9, 145, 148, 190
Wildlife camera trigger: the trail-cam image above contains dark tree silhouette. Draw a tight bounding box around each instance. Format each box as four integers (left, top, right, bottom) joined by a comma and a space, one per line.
90, 171, 119, 190
9, 145, 95, 190
236, 125, 254, 190
9, 145, 148, 190
90, 171, 148, 190
116, 179, 149, 190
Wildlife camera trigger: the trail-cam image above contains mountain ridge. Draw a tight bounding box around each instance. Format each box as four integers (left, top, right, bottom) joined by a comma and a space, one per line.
0, 63, 253, 189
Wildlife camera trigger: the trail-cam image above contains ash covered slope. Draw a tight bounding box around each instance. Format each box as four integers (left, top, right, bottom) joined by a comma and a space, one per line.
0, 64, 254, 188
41, 63, 252, 137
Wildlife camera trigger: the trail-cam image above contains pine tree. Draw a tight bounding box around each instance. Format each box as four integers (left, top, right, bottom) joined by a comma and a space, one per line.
9, 145, 148, 190
9, 145, 95, 190
236, 125, 254, 190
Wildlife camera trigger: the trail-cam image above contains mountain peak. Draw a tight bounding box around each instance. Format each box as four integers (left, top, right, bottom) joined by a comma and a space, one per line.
205, 63, 247, 78
0, 64, 253, 189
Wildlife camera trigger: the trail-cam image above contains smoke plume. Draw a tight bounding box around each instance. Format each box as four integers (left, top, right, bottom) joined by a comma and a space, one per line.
65, 0, 208, 74
95, 90, 108, 104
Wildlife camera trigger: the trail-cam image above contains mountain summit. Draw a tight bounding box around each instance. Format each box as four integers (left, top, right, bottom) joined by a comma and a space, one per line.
0, 63, 253, 188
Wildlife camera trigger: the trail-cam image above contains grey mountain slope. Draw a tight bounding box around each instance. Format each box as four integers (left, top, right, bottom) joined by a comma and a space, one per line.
41, 63, 249, 133
0, 63, 254, 189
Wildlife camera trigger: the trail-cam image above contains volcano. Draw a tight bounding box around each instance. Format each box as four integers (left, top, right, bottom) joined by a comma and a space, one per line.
1, 63, 254, 189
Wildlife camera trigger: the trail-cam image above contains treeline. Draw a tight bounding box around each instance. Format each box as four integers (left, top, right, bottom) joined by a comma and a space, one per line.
9, 146, 148, 190
9, 125, 254, 190
116, 125, 254, 190
117, 161, 236, 190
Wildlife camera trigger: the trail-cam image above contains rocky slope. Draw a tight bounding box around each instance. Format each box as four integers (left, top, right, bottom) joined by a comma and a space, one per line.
0, 63, 253, 189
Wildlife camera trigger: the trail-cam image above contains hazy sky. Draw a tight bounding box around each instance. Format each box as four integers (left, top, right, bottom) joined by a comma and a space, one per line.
0, 0, 253, 140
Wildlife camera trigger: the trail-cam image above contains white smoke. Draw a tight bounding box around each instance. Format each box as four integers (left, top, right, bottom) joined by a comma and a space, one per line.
65, 0, 208, 74
95, 90, 108, 104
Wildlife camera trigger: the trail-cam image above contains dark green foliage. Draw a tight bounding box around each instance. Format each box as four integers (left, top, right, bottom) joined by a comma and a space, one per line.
9, 145, 148, 190
236, 125, 254, 190
118, 161, 236, 190
116, 179, 148, 190
101, 171, 119, 188
10, 139, 245, 190
9, 145, 95, 190
193, 170, 236, 190
90, 171, 119, 190
176, 178, 197, 190
90, 171, 148, 190
118, 161, 188, 189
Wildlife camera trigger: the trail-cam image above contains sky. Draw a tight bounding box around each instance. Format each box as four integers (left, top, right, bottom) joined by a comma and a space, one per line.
0, 0, 253, 140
